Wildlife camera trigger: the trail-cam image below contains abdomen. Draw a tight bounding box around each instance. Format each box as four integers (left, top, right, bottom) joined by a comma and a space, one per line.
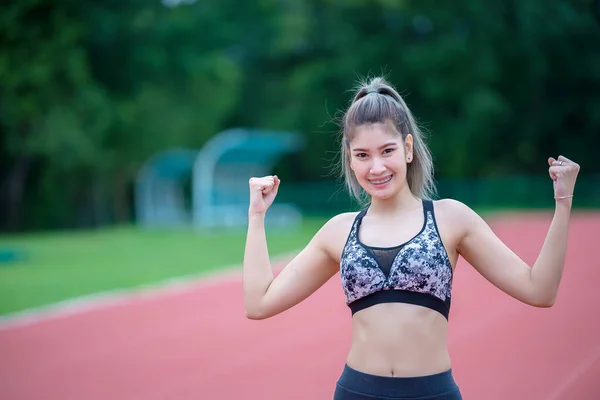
346, 303, 452, 377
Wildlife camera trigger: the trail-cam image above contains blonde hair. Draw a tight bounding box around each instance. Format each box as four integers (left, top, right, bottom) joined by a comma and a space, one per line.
340, 77, 436, 204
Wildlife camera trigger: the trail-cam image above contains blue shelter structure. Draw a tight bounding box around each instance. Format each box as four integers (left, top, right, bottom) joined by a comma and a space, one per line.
135, 128, 305, 229
192, 128, 305, 228
135, 148, 199, 227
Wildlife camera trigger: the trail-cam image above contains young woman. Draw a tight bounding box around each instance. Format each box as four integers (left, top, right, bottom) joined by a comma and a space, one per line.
242, 77, 580, 400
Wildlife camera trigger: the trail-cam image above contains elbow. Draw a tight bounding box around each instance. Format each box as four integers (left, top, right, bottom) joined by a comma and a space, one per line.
530, 295, 556, 308
245, 308, 266, 320
244, 304, 269, 320
539, 298, 556, 308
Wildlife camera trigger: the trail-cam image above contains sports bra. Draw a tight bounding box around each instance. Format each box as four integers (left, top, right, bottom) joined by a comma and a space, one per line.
340, 199, 454, 320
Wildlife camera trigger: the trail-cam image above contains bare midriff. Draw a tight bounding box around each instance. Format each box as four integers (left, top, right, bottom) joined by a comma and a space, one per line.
346, 303, 451, 377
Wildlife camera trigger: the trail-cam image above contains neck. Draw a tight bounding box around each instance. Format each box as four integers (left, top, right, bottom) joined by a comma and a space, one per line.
367, 185, 421, 216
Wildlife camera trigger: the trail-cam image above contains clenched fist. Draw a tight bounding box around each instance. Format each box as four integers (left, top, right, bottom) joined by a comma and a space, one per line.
548, 155, 580, 201
248, 175, 281, 215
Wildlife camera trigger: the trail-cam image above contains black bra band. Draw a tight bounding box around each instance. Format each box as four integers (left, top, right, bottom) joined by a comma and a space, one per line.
348, 289, 450, 320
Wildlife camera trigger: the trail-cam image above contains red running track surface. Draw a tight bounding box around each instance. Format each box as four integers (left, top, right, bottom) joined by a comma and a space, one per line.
0, 213, 598, 399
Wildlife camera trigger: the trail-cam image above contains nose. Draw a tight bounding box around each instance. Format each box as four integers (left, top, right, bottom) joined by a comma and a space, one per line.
369, 157, 386, 175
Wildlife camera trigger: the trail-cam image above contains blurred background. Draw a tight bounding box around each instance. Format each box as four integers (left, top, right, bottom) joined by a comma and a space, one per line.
1, 1, 600, 399
2, 0, 600, 234
1, 0, 600, 314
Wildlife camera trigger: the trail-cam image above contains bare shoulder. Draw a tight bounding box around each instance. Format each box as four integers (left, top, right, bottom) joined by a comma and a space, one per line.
321, 211, 359, 232
317, 211, 359, 241
432, 198, 483, 244
314, 211, 359, 262
433, 198, 477, 219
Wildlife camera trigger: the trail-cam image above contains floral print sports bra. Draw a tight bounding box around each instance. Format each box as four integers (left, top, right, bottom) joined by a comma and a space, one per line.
340, 200, 454, 320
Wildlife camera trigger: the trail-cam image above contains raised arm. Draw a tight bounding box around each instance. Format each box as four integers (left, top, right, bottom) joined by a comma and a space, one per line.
243, 175, 341, 320
455, 156, 580, 307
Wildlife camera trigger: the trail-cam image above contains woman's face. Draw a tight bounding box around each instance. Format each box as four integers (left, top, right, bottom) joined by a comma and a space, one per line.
348, 121, 413, 200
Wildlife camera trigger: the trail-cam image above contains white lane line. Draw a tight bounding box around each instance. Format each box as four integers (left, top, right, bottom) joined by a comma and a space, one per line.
545, 345, 600, 400
0, 252, 296, 331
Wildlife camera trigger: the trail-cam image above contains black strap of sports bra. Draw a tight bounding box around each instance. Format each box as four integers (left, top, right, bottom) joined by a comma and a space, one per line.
351, 208, 369, 236
357, 207, 369, 219
422, 199, 433, 213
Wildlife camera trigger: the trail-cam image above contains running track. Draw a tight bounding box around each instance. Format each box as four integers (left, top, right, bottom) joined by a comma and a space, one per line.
0, 213, 598, 399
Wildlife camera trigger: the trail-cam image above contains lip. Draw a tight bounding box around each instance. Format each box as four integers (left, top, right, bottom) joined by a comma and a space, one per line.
368, 175, 393, 186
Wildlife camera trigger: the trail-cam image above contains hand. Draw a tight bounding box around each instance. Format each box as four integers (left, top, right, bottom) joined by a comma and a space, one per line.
248, 175, 281, 215
548, 156, 580, 201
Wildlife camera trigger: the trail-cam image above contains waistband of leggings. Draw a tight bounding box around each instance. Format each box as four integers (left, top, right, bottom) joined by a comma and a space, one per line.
336, 364, 458, 398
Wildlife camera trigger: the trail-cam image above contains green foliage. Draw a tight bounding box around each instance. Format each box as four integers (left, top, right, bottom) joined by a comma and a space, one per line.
1, 0, 599, 230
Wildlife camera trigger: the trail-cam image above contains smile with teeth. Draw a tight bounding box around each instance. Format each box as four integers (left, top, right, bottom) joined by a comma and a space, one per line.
369, 175, 393, 185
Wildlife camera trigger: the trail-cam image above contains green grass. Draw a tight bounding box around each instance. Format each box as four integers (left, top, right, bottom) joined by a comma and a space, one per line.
0, 218, 328, 316
0, 205, 562, 317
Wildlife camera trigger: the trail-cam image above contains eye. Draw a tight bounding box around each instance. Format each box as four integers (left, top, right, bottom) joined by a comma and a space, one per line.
355, 152, 368, 158
383, 148, 395, 154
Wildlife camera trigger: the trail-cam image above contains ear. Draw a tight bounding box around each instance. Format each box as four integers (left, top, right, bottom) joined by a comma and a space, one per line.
404, 134, 414, 163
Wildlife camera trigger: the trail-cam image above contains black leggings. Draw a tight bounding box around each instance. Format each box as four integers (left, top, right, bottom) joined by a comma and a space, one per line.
333, 364, 463, 400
